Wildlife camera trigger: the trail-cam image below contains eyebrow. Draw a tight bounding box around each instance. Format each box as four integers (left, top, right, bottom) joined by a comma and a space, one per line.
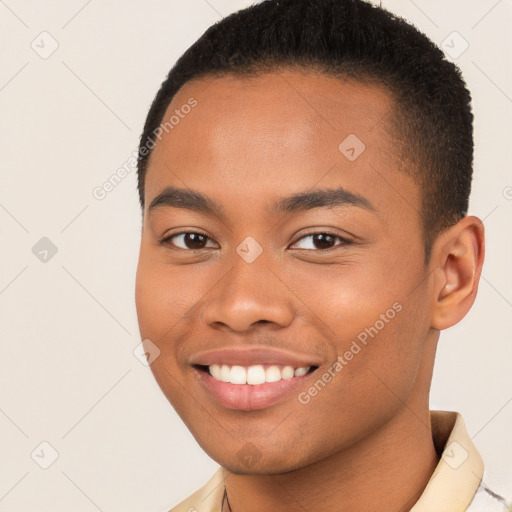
148, 186, 376, 217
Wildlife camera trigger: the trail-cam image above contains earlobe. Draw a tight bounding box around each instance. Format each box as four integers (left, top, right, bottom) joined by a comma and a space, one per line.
431, 216, 485, 330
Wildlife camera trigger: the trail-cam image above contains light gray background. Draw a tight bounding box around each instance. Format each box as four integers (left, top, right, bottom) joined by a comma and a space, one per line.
0, 1, 511, 510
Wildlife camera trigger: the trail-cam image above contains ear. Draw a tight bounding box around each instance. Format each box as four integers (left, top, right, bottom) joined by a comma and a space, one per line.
430, 216, 485, 330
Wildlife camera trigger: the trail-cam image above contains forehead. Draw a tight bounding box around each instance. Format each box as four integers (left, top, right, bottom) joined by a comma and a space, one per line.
177, 69, 393, 117
155, 70, 395, 161
144, 69, 417, 224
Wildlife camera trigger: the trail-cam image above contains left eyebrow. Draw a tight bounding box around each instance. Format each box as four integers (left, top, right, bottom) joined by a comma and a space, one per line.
147, 185, 376, 218
271, 187, 377, 215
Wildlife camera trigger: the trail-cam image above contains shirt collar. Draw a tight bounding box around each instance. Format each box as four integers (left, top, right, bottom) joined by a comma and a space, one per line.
171, 410, 484, 512
410, 410, 484, 511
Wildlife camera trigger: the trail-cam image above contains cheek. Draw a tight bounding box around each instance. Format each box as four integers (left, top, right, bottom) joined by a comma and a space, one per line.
135, 250, 205, 339
134, 248, 216, 393
135, 261, 165, 341
283, 257, 428, 405
135, 256, 200, 418
280, 258, 407, 346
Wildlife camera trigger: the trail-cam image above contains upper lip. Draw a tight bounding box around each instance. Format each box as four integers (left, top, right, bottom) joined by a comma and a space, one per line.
189, 345, 323, 368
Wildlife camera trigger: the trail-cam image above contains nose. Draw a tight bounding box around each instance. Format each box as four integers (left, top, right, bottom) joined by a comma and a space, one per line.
201, 253, 295, 333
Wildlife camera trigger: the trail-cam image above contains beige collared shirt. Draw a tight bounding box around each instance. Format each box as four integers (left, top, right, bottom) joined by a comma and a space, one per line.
169, 410, 507, 512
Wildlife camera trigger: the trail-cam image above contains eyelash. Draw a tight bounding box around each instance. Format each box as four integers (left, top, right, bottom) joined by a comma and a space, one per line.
159, 231, 353, 252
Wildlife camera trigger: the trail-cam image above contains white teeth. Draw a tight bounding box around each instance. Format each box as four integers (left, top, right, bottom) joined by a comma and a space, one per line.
281, 366, 295, 379
210, 364, 222, 380
220, 364, 231, 383
294, 367, 309, 377
229, 365, 247, 384
247, 365, 266, 385
208, 364, 311, 384
265, 365, 282, 383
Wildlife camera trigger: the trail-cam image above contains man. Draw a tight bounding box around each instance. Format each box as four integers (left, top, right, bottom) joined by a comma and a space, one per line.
134, 0, 508, 510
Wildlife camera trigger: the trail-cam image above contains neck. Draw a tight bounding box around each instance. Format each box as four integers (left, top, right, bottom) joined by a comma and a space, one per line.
223, 334, 440, 512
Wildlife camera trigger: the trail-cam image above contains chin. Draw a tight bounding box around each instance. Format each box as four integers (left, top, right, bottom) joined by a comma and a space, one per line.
220, 459, 299, 476
204, 442, 313, 475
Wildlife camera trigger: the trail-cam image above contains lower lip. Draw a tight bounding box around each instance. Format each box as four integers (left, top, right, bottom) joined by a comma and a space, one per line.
195, 368, 314, 411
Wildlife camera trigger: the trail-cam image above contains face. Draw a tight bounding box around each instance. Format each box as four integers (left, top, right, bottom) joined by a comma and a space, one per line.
135, 69, 436, 474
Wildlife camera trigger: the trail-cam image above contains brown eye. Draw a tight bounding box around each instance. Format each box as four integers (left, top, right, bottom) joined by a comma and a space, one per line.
291, 232, 351, 251
161, 232, 216, 250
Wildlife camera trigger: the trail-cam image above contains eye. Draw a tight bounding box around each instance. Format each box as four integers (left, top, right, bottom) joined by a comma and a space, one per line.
160, 232, 217, 250
160, 231, 351, 252
291, 232, 352, 251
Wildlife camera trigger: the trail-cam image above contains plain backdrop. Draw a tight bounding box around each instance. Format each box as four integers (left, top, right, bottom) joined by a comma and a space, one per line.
0, 1, 511, 510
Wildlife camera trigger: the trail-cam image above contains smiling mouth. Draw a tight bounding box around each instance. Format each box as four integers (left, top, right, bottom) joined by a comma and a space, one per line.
195, 364, 318, 385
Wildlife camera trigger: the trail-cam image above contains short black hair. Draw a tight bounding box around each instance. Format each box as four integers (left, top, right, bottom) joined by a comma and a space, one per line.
137, 0, 473, 261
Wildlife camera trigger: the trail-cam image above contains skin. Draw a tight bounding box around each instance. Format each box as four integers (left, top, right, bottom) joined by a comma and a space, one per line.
135, 69, 485, 512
